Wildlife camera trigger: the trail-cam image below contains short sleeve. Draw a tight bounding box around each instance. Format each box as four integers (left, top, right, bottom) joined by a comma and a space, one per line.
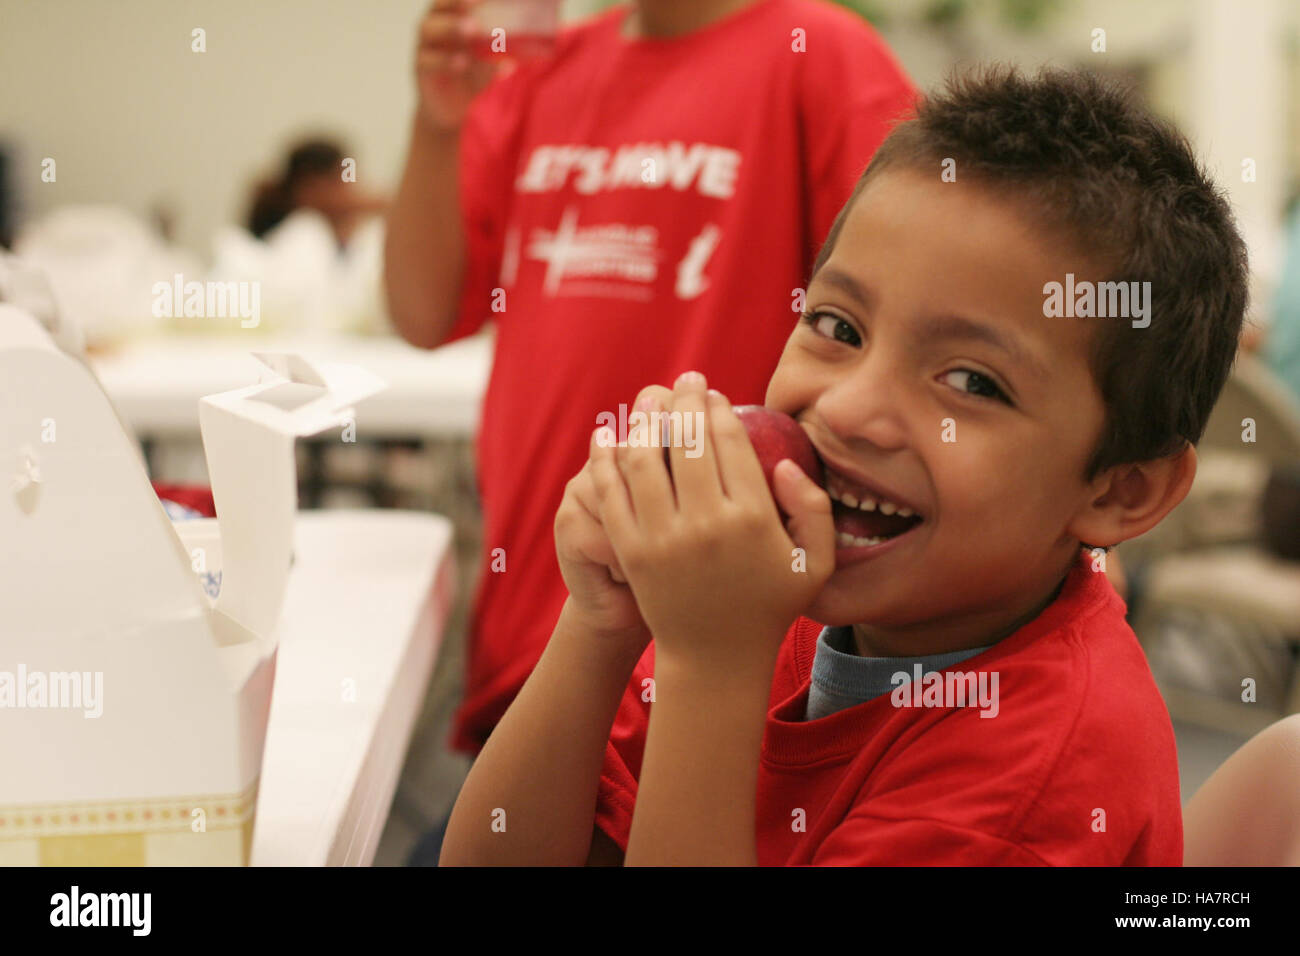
811, 814, 1050, 866
798, 16, 917, 267
593, 642, 656, 853
445, 66, 534, 343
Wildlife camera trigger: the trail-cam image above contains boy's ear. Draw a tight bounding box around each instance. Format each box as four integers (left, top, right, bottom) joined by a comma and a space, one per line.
1068, 444, 1198, 549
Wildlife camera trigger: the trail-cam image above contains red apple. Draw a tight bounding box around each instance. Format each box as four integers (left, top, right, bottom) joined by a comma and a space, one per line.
663, 405, 824, 511
732, 405, 825, 498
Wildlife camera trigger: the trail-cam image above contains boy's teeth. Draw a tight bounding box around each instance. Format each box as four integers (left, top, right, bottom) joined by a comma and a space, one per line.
835, 531, 888, 548
827, 481, 918, 519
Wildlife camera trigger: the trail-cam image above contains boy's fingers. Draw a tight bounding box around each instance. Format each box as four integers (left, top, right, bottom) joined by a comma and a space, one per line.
632, 384, 675, 415
703, 389, 767, 504
568, 463, 631, 584
589, 427, 639, 544
466, 56, 497, 88
418, 8, 471, 50
424, 0, 479, 19
666, 371, 723, 511
579, 520, 629, 582
567, 458, 602, 513
615, 394, 677, 518
631, 383, 676, 458
417, 50, 460, 78
773, 459, 836, 575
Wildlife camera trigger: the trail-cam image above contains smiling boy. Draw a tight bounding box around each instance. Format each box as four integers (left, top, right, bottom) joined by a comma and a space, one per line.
439, 66, 1247, 866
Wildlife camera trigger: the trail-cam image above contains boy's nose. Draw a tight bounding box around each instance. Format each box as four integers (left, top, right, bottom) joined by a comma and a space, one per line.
813, 366, 910, 454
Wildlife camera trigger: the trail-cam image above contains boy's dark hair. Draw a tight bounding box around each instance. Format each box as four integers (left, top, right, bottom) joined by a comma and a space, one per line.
813, 65, 1249, 479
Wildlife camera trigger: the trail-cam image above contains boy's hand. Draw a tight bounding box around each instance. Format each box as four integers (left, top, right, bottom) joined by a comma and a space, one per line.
414, 0, 498, 133
554, 428, 652, 652
592, 373, 835, 667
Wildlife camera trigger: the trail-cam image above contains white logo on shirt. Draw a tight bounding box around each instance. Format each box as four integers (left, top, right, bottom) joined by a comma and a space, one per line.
528, 206, 659, 295
516, 142, 741, 199
675, 224, 721, 300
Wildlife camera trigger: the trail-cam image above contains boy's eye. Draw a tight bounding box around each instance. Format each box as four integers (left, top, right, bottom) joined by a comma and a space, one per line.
942, 368, 1011, 404
802, 310, 861, 347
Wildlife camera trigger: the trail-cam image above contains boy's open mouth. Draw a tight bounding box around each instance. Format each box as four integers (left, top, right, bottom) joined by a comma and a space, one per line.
825, 471, 924, 548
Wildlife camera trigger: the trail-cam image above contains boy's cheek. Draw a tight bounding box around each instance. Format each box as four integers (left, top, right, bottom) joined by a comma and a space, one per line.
762, 349, 820, 412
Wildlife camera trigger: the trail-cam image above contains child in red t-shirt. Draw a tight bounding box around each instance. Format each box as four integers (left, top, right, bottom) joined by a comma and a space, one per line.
439, 65, 1248, 866
388, 0, 916, 764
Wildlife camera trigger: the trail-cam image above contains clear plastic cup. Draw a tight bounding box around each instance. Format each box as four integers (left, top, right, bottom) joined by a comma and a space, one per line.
468, 0, 560, 61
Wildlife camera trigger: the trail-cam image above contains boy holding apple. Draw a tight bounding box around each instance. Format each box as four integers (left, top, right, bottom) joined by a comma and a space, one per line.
440, 65, 1246, 866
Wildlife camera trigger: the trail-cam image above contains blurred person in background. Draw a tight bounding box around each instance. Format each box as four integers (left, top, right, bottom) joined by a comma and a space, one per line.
384, 0, 914, 863
248, 138, 387, 249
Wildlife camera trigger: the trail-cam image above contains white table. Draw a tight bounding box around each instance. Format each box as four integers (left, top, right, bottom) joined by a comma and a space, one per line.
250, 509, 455, 866
89, 332, 493, 439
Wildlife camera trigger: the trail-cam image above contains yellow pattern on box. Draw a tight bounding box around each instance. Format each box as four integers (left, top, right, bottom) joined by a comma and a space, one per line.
0, 779, 258, 866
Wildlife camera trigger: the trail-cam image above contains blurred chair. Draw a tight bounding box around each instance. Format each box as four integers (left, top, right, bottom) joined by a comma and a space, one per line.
1198, 353, 1300, 465
1128, 353, 1300, 737
1183, 714, 1300, 865
1129, 353, 1300, 556
1133, 549, 1300, 735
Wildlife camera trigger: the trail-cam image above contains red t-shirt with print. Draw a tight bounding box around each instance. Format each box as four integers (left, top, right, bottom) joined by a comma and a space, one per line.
447, 0, 916, 754
595, 552, 1184, 865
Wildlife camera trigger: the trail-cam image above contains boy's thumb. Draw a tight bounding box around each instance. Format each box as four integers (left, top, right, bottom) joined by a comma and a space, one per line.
772, 459, 835, 569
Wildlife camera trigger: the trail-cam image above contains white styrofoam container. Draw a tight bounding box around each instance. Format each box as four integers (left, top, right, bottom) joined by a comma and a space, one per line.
0, 303, 384, 865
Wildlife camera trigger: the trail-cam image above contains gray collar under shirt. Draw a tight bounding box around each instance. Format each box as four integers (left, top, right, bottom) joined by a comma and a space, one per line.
805, 625, 992, 721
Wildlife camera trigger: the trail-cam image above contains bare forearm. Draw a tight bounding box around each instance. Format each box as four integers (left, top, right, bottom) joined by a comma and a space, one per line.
625, 648, 777, 866
382, 112, 466, 349
440, 601, 647, 866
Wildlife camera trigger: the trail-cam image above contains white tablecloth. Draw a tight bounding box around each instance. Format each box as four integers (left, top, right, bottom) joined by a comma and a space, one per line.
89, 332, 492, 439
250, 509, 455, 866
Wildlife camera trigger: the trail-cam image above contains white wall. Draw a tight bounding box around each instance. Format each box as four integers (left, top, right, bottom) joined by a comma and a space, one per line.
0, 0, 602, 256
874, 0, 1293, 296
1185, 0, 1288, 289
2, 0, 1291, 284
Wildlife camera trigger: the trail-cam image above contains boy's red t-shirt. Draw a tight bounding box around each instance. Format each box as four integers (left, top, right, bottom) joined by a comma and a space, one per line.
447, 0, 916, 753
596, 552, 1185, 865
